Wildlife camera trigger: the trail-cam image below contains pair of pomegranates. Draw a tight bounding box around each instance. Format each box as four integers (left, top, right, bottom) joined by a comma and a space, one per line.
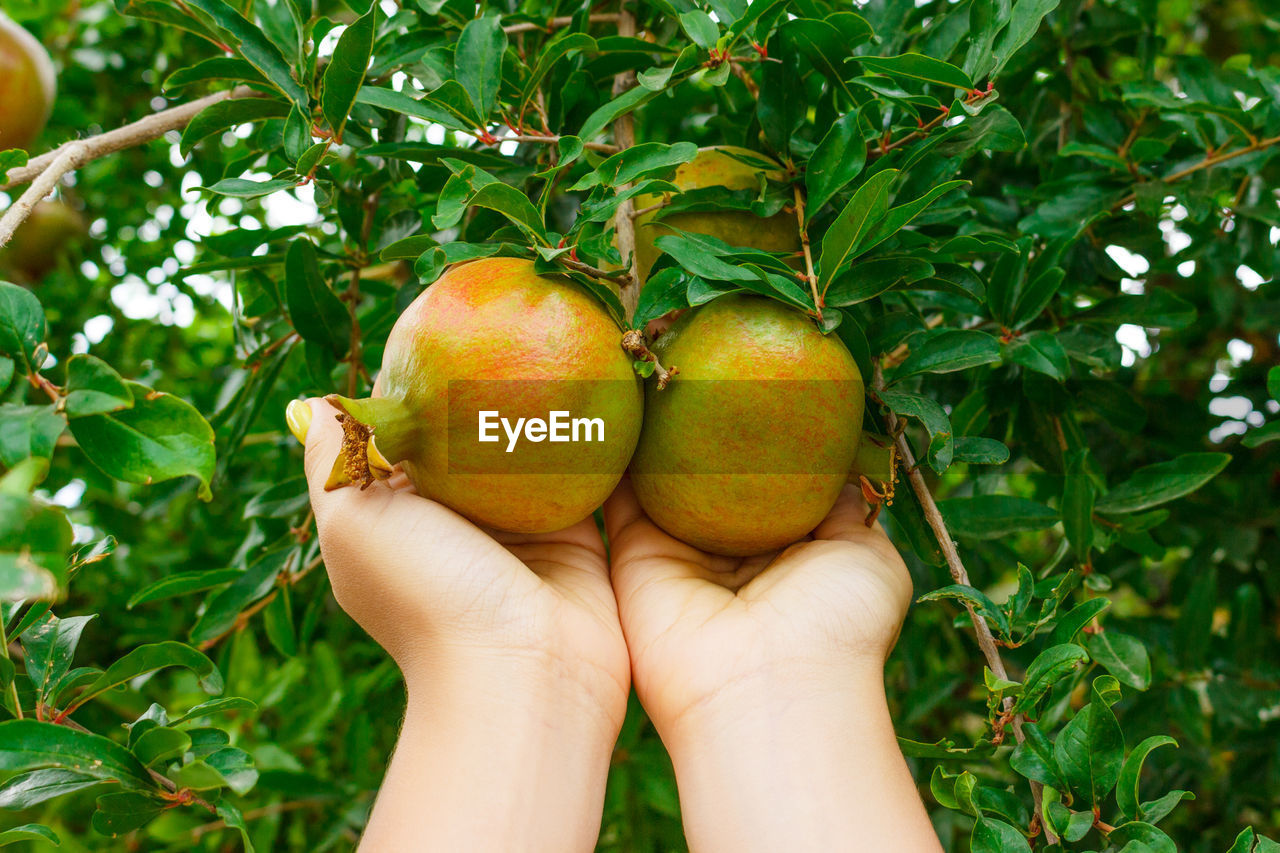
316, 149, 876, 557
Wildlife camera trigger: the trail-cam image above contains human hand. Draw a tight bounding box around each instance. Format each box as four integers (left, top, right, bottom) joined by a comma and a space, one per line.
604, 478, 912, 738
297, 397, 629, 851
604, 478, 940, 853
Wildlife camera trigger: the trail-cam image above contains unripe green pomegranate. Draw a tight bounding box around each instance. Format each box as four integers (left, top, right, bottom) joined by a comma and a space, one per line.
325, 257, 644, 533
1, 200, 84, 280
630, 295, 869, 556
632, 146, 801, 284
0, 13, 55, 152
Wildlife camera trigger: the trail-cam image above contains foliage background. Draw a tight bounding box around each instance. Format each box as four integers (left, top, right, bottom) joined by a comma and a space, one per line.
0, 0, 1278, 850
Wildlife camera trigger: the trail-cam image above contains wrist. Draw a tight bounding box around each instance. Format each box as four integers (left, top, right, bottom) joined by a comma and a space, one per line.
658, 656, 888, 754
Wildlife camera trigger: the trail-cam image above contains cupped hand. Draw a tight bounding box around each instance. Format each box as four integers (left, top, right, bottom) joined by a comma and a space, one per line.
603, 478, 914, 740
300, 397, 630, 732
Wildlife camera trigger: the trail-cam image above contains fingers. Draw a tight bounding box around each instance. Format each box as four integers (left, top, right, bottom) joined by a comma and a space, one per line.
603, 480, 726, 616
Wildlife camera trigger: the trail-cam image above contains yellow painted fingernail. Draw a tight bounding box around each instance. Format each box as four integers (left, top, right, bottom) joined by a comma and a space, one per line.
285, 399, 312, 445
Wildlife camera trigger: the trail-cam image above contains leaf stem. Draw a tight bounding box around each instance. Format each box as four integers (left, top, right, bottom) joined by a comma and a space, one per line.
791, 184, 821, 314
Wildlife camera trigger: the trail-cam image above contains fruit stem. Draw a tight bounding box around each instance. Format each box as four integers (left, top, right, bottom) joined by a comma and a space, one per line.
621, 330, 678, 390
323, 395, 417, 490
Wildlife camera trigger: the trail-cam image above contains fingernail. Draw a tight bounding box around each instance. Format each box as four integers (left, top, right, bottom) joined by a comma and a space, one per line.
285, 399, 311, 445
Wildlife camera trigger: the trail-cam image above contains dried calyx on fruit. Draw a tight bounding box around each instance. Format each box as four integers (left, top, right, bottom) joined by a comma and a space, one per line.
0, 12, 56, 152
631, 146, 801, 285
322, 257, 644, 534
630, 294, 896, 556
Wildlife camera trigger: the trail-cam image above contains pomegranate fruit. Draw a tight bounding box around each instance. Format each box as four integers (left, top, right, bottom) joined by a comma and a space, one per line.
630, 294, 872, 556
0, 13, 55, 152
632, 146, 801, 284
1, 200, 84, 280
324, 257, 643, 533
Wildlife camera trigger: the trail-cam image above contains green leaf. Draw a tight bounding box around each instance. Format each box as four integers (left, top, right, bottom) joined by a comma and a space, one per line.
806, 109, 866, 216
952, 436, 1010, 465
856, 180, 969, 258
321, 5, 377, 140
0, 493, 72, 601
1096, 452, 1231, 514
127, 568, 241, 609
1054, 677, 1125, 808
92, 791, 167, 835
0, 720, 152, 787
455, 14, 507, 120
1268, 365, 1280, 404
1078, 289, 1197, 329
1175, 564, 1216, 669
1062, 448, 1095, 563
1010, 722, 1064, 788
356, 85, 473, 131
68, 383, 216, 501
824, 257, 935, 306
463, 182, 547, 242
936, 495, 1058, 539
63, 354, 134, 418
857, 53, 974, 90
21, 613, 95, 703
0, 281, 45, 372
989, 0, 1063, 80
918, 584, 1010, 637
818, 169, 897, 285
0, 405, 65, 467
679, 10, 720, 47
170, 696, 257, 726
0, 824, 60, 847
163, 56, 266, 91
1116, 735, 1177, 820
200, 177, 299, 199
579, 85, 660, 141
570, 142, 698, 190
1014, 643, 1089, 713
632, 267, 691, 330
68, 641, 222, 711
518, 32, 596, 115
179, 0, 308, 109
971, 817, 1032, 853
892, 329, 1002, 379
1085, 630, 1151, 690
0, 769, 99, 809
1107, 821, 1176, 853
877, 388, 953, 472
180, 97, 291, 157
131, 726, 191, 767
1007, 331, 1069, 380
284, 238, 352, 355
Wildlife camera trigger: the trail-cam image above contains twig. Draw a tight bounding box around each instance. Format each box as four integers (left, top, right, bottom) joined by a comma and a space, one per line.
792, 185, 821, 314
0, 142, 84, 248
872, 362, 1053, 844
610, 0, 640, 321
502, 12, 620, 35
1, 86, 255, 192
492, 133, 620, 154
560, 256, 633, 284
621, 329, 677, 389
1112, 134, 1280, 211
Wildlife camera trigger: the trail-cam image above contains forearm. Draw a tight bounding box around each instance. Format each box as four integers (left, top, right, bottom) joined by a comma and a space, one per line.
360, 656, 619, 852
662, 666, 942, 853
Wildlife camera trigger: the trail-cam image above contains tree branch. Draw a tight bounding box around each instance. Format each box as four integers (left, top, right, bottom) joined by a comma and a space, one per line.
1112, 134, 1280, 212
1, 86, 255, 193
872, 363, 1055, 844
0, 141, 86, 248
610, 0, 641, 321
502, 13, 620, 35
